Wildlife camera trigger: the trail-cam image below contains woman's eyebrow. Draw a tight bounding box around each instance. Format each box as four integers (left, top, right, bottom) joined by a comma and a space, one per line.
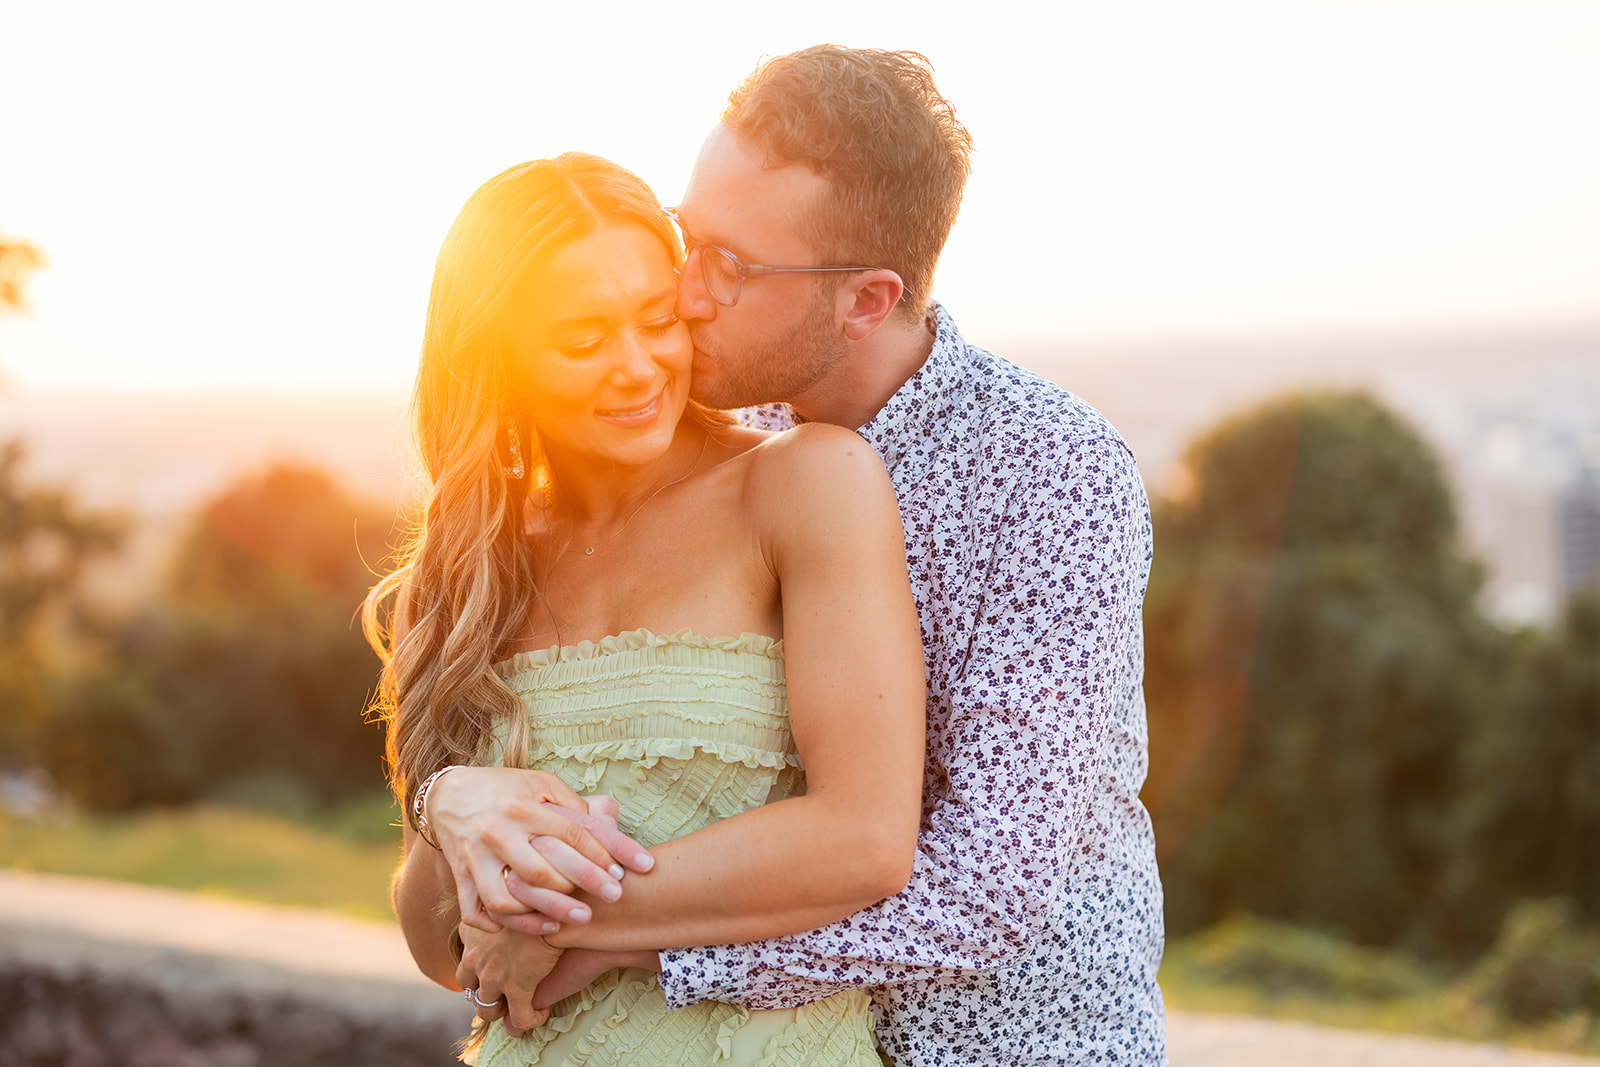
545, 313, 608, 332
636, 288, 678, 310
544, 289, 678, 333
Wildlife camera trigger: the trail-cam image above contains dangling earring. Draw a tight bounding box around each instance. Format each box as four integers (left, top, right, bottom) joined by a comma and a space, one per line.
498, 408, 526, 481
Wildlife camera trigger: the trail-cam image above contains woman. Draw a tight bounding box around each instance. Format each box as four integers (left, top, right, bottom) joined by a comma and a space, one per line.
365, 153, 926, 1064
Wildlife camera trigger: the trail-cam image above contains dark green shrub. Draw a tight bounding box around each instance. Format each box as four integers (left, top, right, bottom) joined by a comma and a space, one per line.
1173, 914, 1437, 1001
1470, 899, 1600, 1023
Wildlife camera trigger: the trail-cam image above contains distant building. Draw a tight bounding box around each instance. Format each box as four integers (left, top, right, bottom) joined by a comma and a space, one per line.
1478, 478, 1559, 624
1560, 466, 1600, 601
1461, 385, 1600, 626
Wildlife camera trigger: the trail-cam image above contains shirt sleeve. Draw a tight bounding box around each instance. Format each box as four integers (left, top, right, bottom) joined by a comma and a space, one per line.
657, 432, 1153, 1010
735, 403, 797, 432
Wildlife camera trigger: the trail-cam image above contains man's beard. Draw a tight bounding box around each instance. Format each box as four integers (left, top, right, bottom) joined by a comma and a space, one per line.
688, 292, 846, 412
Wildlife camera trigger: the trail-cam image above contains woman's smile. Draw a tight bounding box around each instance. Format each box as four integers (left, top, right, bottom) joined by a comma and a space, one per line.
595, 390, 665, 427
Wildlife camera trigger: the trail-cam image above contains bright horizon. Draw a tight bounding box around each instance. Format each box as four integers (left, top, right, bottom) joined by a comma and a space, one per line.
3, 0, 1598, 390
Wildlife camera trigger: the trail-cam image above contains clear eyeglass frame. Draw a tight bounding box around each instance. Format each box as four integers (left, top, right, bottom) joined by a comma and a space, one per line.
663, 207, 884, 308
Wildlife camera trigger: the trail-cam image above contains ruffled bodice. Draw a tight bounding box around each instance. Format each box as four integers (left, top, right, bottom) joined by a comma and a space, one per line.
472, 629, 880, 1067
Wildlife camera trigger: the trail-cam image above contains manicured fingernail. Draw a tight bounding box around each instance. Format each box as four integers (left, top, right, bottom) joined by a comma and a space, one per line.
568, 906, 590, 922
634, 852, 654, 871
599, 882, 622, 902
541, 921, 560, 934
608, 864, 625, 880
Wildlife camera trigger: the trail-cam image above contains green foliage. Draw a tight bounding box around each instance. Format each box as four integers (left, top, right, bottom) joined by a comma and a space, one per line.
0, 441, 123, 759
1159, 911, 1600, 1056
311, 789, 405, 845
1469, 899, 1600, 1024
1145, 390, 1501, 954
0, 805, 400, 920
1166, 914, 1438, 1002
41, 463, 397, 810
1464, 593, 1600, 927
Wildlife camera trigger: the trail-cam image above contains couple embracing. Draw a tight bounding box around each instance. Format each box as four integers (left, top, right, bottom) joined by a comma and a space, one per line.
366, 45, 1166, 1066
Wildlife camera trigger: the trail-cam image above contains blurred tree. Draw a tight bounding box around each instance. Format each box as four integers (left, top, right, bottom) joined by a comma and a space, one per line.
1144, 390, 1503, 955
44, 464, 396, 809
1465, 592, 1600, 926
1468, 898, 1600, 1024
1, 237, 124, 765
171, 463, 393, 613
0, 443, 123, 758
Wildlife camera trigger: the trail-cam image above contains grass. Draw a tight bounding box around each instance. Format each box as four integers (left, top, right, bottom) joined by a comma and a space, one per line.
1159, 915, 1600, 1057
0, 796, 403, 922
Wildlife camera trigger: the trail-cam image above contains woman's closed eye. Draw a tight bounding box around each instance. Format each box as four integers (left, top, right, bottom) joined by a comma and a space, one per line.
556, 336, 607, 359
641, 314, 680, 336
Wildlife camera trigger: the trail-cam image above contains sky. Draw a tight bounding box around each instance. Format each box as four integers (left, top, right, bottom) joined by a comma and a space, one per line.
2, 0, 1597, 389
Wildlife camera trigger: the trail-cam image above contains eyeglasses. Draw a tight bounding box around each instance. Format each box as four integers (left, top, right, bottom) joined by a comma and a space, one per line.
664, 207, 885, 308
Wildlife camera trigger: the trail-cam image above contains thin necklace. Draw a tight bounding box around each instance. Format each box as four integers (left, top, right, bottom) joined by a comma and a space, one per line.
578, 434, 709, 556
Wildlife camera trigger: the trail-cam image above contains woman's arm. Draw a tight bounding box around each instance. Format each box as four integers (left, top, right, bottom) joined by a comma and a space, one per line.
393, 821, 464, 987
526, 423, 926, 951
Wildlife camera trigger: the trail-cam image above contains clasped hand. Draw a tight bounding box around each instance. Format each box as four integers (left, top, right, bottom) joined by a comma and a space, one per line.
459, 927, 658, 1037
426, 767, 655, 933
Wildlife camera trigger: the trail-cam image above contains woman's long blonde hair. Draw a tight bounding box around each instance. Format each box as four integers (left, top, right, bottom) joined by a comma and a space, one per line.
364, 152, 683, 824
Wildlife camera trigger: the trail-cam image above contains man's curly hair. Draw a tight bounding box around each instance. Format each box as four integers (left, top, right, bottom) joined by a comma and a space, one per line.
723, 45, 973, 316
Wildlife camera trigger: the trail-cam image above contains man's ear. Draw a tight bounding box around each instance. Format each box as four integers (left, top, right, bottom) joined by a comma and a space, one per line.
839, 269, 905, 341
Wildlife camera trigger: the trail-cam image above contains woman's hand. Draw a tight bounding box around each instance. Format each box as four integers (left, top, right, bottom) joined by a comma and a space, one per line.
456, 922, 564, 1037
530, 948, 660, 1010
426, 769, 655, 932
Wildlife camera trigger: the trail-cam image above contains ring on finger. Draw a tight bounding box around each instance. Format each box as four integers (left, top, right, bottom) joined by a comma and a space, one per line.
467, 987, 499, 1010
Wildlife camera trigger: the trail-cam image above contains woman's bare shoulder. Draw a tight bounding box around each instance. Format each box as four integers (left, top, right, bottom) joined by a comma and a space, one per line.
749, 421, 881, 473
743, 422, 896, 519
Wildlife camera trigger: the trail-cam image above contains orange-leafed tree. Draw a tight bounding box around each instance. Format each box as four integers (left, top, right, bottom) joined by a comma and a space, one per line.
44, 463, 397, 810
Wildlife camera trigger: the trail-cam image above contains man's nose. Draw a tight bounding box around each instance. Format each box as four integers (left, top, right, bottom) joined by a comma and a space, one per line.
675, 250, 717, 322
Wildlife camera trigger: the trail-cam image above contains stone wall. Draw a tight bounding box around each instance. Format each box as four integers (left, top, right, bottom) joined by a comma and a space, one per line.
0, 921, 474, 1067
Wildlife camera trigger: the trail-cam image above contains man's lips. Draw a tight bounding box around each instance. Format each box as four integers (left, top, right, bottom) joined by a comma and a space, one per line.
595, 391, 664, 426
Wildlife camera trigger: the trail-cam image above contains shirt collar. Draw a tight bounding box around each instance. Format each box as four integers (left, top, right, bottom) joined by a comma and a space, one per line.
856, 302, 975, 478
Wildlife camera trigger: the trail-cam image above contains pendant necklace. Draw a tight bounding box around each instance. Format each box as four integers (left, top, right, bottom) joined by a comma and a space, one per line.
579, 434, 708, 557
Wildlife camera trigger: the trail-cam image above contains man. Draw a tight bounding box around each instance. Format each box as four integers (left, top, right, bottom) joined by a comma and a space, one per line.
652, 46, 1166, 1064
430, 45, 1166, 1064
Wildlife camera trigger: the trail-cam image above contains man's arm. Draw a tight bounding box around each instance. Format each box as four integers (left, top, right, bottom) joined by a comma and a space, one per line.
516, 424, 926, 951
653, 432, 1153, 1009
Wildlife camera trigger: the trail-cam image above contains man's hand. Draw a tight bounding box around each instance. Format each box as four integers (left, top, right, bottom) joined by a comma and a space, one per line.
456, 923, 565, 1037
426, 770, 654, 932
484, 798, 657, 935
531, 948, 662, 1011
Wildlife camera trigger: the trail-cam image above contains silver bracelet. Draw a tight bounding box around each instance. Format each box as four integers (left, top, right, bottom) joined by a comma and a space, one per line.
412, 764, 465, 850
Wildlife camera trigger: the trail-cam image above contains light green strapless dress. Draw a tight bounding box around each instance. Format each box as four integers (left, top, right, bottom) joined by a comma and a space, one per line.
471, 629, 882, 1067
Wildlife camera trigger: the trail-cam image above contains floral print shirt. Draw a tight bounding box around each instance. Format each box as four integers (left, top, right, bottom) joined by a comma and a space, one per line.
658, 304, 1168, 1066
